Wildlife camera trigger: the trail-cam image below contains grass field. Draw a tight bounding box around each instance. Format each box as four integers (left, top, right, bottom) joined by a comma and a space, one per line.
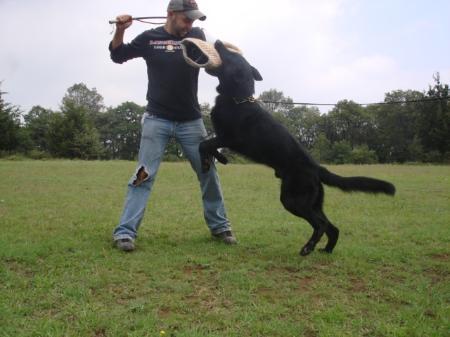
0, 160, 449, 337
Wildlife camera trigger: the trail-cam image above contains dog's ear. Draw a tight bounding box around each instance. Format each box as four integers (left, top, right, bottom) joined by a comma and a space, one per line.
251, 66, 263, 81
214, 40, 226, 53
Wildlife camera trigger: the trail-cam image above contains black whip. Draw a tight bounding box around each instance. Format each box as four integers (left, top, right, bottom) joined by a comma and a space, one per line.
108, 16, 166, 25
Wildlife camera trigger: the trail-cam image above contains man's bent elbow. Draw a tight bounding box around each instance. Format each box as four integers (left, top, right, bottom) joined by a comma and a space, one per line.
110, 54, 125, 64
109, 43, 126, 64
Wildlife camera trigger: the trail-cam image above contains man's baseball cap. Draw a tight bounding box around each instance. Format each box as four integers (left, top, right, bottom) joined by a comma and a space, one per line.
168, 0, 206, 21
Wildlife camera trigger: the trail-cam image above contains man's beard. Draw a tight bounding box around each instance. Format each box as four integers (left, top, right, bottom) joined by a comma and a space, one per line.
174, 26, 190, 37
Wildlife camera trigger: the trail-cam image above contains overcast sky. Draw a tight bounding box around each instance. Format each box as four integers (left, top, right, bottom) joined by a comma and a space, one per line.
1, 0, 449, 114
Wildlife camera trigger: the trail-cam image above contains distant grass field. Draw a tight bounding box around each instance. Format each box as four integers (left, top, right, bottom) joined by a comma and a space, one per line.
0, 160, 449, 337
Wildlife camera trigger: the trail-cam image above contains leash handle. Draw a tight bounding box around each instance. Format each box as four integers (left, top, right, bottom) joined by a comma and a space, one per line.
108, 16, 166, 24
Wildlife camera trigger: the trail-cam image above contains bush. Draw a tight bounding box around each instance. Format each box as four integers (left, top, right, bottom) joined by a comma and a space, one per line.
350, 145, 378, 164
27, 150, 52, 160
311, 134, 333, 163
329, 141, 353, 164
163, 153, 186, 162
0, 153, 28, 161
422, 150, 445, 163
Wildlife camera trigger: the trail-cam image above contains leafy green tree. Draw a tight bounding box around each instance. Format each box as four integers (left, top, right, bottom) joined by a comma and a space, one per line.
329, 140, 353, 164
23, 106, 54, 152
0, 84, 22, 153
285, 106, 322, 149
62, 83, 105, 127
407, 135, 425, 162
370, 90, 424, 162
201, 103, 213, 136
417, 73, 449, 160
45, 83, 106, 159
99, 102, 144, 160
322, 100, 373, 149
48, 102, 103, 159
46, 112, 65, 156
258, 89, 294, 115
311, 133, 333, 163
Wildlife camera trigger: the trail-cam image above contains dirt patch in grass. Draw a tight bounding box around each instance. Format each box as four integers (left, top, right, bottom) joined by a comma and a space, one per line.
182, 263, 210, 275
94, 328, 107, 337
297, 276, 314, 291
378, 265, 407, 283
3, 258, 35, 278
265, 265, 304, 275
347, 277, 368, 293
158, 306, 172, 319
423, 266, 449, 285
304, 328, 319, 337
430, 252, 449, 261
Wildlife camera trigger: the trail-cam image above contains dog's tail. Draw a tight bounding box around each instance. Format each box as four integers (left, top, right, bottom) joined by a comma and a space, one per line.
318, 166, 395, 195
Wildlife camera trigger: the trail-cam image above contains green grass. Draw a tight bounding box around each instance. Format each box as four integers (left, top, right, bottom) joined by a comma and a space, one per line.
0, 160, 449, 337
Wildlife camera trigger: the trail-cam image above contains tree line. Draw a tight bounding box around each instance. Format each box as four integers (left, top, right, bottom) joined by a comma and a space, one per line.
0, 75, 448, 163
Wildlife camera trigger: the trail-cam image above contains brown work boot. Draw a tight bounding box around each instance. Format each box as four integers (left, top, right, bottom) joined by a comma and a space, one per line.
212, 230, 237, 245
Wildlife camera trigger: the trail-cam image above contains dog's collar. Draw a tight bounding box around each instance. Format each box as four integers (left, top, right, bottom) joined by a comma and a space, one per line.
232, 96, 257, 104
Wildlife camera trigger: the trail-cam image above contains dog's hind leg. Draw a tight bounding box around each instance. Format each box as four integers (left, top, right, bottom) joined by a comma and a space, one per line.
316, 210, 339, 254
280, 176, 327, 256
298, 212, 328, 256
312, 184, 339, 254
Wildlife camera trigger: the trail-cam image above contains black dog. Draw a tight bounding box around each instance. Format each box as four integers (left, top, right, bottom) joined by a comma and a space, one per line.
198, 41, 395, 256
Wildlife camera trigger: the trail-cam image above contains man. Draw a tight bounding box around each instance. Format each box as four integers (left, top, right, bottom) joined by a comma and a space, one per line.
109, 0, 236, 251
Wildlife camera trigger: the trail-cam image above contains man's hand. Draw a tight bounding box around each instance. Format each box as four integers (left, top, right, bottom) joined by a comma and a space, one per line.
115, 14, 132, 31
111, 14, 132, 50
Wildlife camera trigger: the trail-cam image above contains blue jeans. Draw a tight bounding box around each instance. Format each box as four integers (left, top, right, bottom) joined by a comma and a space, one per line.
113, 113, 230, 241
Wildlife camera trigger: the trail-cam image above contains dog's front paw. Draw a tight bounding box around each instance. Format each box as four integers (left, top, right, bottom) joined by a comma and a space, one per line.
214, 151, 228, 165
299, 243, 315, 256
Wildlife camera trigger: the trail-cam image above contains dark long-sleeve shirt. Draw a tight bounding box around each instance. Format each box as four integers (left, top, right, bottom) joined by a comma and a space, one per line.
109, 26, 205, 121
